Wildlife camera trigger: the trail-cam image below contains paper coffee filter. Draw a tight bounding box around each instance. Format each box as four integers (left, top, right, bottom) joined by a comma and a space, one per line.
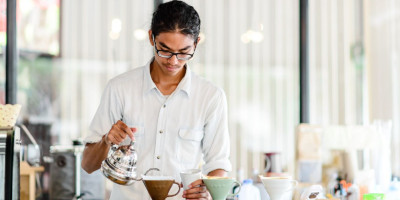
259, 175, 292, 179
0, 104, 21, 128
203, 176, 232, 179
142, 175, 175, 180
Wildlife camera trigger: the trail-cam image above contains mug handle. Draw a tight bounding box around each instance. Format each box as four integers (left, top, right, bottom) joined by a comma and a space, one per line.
264, 155, 272, 173
167, 181, 181, 197
228, 180, 241, 197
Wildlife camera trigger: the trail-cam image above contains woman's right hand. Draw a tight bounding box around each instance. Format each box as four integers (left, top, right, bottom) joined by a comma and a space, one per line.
104, 120, 136, 146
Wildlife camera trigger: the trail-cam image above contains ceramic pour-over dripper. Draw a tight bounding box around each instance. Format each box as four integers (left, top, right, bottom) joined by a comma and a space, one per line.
203, 177, 241, 200
259, 176, 298, 200
142, 176, 181, 200
101, 140, 159, 185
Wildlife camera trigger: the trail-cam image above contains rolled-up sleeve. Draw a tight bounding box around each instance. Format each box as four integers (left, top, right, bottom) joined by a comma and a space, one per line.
83, 80, 123, 144
201, 89, 232, 175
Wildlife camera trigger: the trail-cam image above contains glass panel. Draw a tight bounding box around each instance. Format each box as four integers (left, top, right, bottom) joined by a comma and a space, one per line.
0, 0, 6, 104
16, 1, 154, 199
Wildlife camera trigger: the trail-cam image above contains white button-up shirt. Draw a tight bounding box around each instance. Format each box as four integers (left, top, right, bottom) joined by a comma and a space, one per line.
84, 58, 232, 200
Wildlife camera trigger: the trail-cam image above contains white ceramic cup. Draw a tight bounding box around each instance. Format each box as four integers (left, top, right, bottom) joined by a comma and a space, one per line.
180, 169, 202, 190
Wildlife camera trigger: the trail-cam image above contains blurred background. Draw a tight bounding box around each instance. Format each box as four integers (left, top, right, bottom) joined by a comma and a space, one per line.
1, 0, 400, 199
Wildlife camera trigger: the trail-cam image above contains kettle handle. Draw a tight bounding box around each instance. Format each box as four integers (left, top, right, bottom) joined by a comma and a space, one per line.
109, 119, 135, 151
111, 144, 119, 151
110, 140, 135, 151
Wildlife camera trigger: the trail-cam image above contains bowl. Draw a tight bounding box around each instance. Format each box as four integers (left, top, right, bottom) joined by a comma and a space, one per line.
0, 104, 21, 128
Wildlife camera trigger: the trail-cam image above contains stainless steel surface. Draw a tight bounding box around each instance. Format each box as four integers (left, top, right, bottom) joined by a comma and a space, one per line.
0, 132, 6, 197
0, 127, 21, 200
0, 134, 6, 155
74, 149, 81, 199
101, 141, 140, 185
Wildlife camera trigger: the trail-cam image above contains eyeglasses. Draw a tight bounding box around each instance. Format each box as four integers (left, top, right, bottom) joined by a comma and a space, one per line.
153, 36, 197, 61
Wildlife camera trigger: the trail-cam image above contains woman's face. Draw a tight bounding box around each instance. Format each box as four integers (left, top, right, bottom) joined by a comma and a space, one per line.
149, 31, 198, 77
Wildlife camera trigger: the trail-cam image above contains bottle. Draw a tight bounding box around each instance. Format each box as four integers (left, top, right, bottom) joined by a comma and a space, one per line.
386, 177, 400, 199
238, 179, 261, 200
347, 183, 360, 200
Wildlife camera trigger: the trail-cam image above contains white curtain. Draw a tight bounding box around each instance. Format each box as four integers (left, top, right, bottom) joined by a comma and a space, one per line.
309, 0, 400, 176
364, 0, 400, 176
309, 0, 364, 125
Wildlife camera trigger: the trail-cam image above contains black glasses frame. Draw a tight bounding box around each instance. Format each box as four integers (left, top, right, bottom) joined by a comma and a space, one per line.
152, 35, 197, 61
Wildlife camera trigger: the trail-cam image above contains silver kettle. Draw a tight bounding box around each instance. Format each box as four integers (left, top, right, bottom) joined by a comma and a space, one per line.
101, 141, 147, 185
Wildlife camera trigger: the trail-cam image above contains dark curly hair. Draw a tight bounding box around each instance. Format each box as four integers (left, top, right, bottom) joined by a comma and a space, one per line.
151, 0, 201, 40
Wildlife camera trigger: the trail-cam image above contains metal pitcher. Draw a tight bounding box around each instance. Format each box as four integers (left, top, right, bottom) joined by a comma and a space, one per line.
101, 141, 158, 185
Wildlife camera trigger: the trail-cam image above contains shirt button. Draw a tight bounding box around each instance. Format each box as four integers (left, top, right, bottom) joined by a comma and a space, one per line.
157, 156, 160, 159
163, 104, 166, 108
159, 130, 163, 134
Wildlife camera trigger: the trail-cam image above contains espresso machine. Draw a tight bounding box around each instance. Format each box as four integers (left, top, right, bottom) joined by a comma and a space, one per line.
0, 127, 21, 200
49, 141, 105, 200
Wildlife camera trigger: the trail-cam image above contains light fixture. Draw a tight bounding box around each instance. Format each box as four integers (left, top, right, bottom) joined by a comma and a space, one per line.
133, 29, 147, 41
241, 30, 264, 44
111, 18, 122, 33
198, 32, 205, 44
109, 18, 122, 40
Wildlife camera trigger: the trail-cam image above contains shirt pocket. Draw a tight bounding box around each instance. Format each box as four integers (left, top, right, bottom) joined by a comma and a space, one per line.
177, 129, 204, 166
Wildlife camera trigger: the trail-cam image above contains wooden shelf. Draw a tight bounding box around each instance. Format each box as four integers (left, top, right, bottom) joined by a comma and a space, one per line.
20, 161, 44, 200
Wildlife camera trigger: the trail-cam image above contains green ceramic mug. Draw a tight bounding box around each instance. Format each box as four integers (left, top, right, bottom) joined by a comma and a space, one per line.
203, 177, 241, 200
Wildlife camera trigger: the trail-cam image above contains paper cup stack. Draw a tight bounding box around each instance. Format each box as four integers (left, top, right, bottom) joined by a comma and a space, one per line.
0, 104, 21, 128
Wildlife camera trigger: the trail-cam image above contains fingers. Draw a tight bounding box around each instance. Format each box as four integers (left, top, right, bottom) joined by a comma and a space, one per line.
116, 120, 135, 140
185, 186, 207, 193
106, 120, 136, 145
107, 125, 124, 144
129, 127, 137, 140
182, 184, 210, 199
182, 191, 208, 199
188, 179, 204, 188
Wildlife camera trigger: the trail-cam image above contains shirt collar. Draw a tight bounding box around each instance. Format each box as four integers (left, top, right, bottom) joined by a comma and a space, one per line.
143, 57, 192, 97
143, 57, 157, 94
177, 63, 192, 97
